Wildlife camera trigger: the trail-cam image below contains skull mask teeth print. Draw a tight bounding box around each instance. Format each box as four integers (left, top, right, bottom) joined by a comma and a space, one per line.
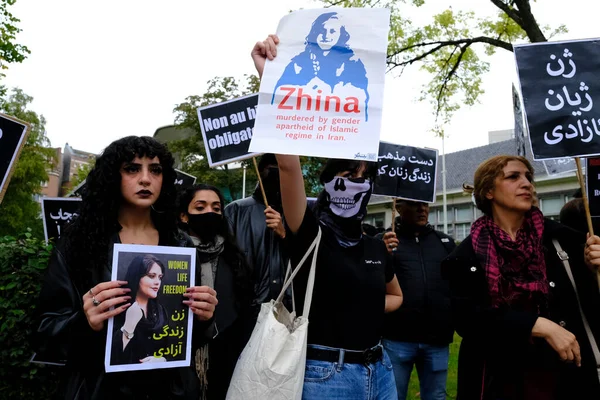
324, 177, 372, 218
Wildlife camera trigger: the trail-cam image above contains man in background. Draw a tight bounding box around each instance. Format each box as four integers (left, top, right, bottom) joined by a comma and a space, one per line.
381, 199, 456, 400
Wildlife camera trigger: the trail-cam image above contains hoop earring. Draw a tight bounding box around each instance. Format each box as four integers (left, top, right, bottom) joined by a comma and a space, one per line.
151, 204, 165, 214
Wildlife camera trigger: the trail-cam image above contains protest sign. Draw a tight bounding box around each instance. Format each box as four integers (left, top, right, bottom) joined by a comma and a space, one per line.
0, 113, 30, 204
174, 169, 197, 190
514, 38, 600, 160
586, 157, 600, 217
249, 8, 390, 161
41, 197, 82, 243
374, 142, 438, 203
198, 94, 260, 167
105, 244, 196, 373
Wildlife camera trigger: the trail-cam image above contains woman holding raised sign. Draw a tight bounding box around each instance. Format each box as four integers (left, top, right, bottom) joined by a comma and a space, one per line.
33, 136, 218, 399
251, 35, 403, 399
442, 155, 600, 399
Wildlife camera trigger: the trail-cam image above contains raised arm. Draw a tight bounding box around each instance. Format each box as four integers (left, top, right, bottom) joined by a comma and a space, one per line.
251, 34, 307, 233
276, 154, 307, 234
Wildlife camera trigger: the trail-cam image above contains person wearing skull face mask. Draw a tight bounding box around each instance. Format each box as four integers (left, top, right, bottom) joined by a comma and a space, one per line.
178, 184, 256, 400
252, 35, 403, 399
224, 154, 291, 309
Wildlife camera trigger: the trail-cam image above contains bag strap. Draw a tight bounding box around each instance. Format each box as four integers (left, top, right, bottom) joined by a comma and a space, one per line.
283, 264, 296, 313
552, 239, 600, 369
275, 226, 322, 318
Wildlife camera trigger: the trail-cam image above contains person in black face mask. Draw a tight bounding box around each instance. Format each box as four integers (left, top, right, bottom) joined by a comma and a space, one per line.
224, 154, 290, 309
178, 184, 255, 400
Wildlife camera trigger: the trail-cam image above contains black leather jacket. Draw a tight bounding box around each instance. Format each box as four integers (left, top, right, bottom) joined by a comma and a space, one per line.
224, 194, 289, 306
382, 221, 456, 345
32, 230, 207, 400
442, 219, 600, 399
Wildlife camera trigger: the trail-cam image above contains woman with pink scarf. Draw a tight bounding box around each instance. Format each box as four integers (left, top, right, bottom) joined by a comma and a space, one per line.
442, 155, 600, 399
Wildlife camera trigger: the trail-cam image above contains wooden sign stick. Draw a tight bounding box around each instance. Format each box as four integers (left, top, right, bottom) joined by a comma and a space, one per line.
391, 198, 397, 233
574, 157, 600, 284
252, 157, 269, 208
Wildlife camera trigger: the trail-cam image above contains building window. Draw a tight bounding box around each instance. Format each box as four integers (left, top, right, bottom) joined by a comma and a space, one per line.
456, 205, 473, 222
454, 223, 472, 241
364, 212, 386, 229
540, 195, 564, 217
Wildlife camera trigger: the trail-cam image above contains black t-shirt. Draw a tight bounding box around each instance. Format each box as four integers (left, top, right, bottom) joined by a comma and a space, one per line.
287, 206, 394, 351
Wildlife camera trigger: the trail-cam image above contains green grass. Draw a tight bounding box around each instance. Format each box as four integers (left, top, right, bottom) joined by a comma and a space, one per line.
405, 333, 461, 400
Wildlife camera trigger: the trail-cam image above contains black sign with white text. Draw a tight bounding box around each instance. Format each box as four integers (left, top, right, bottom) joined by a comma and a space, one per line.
515, 39, 600, 160
374, 142, 438, 203
41, 197, 82, 243
586, 157, 600, 217
197, 94, 260, 167
174, 169, 197, 190
0, 113, 29, 204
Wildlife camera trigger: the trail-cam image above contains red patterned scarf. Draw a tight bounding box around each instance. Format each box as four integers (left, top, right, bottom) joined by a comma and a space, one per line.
470, 207, 549, 310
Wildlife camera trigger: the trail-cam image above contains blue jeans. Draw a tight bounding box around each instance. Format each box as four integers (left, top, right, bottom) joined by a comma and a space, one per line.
382, 340, 449, 400
302, 344, 398, 400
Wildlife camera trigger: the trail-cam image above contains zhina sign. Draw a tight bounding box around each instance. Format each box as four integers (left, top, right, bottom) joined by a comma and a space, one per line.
249, 8, 390, 161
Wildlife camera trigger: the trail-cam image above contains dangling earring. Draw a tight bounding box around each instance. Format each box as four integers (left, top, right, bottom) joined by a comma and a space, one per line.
151, 204, 165, 214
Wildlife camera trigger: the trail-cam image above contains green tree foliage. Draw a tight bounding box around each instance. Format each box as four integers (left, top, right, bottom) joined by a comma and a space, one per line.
172, 75, 326, 200
0, 231, 58, 399
319, 0, 566, 134
0, 88, 55, 238
0, 0, 31, 97
171, 75, 260, 201
69, 160, 94, 191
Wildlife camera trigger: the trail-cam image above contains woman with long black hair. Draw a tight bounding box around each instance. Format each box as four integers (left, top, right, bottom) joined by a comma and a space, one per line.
33, 136, 218, 399
178, 183, 256, 400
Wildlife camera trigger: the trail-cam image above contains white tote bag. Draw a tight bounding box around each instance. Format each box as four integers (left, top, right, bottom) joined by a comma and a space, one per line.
226, 227, 321, 400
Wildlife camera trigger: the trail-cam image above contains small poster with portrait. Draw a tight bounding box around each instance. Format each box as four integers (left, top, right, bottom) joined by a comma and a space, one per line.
105, 244, 196, 373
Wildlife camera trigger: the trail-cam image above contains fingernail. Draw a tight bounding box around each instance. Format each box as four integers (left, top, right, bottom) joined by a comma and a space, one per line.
182, 300, 192, 305
182, 293, 190, 297
123, 288, 131, 293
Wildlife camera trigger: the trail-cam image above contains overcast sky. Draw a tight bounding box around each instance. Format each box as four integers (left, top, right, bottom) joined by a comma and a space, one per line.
3, 0, 598, 156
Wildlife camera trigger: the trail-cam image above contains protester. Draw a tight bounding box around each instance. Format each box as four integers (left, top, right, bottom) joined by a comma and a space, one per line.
381, 200, 456, 400
442, 155, 600, 399
251, 34, 403, 399
178, 183, 256, 399
560, 197, 589, 234
559, 189, 600, 234
33, 136, 218, 399
224, 153, 289, 306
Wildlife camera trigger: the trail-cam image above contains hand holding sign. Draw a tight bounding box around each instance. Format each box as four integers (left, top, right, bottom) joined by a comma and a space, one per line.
251, 34, 279, 78
265, 206, 285, 238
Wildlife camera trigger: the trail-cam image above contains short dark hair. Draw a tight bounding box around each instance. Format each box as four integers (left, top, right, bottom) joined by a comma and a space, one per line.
559, 198, 587, 233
